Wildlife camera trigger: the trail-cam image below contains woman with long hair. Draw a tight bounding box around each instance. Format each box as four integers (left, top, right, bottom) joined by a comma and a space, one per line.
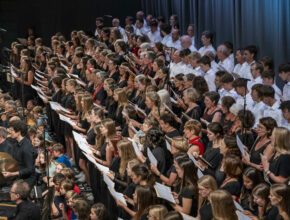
197, 175, 218, 220
262, 127, 290, 183
269, 184, 290, 220
172, 155, 198, 216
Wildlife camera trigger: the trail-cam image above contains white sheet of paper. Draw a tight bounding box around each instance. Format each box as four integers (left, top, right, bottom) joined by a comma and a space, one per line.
82, 151, 110, 174
128, 138, 142, 156
49, 101, 71, 114
165, 140, 171, 151
147, 148, 158, 166
103, 174, 115, 189
108, 187, 127, 206
58, 114, 76, 127
10, 66, 19, 78
236, 135, 246, 155
197, 169, 204, 178
60, 62, 69, 71
236, 210, 251, 220
234, 200, 244, 212
154, 182, 176, 204
76, 79, 86, 87
170, 97, 178, 104
35, 72, 44, 79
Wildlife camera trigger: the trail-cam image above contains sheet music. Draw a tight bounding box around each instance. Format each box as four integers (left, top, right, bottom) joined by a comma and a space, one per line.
128, 138, 142, 156
103, 173, 115, 189
236, 135, 246, 155
147, 148, 158, 166
234, 200, 244, 212
35, 72, 44, 79
165, 140, 171, 151
108, 187, 127, 206
236, 210, 251, 220
58, 113, 77, 127
10, 66, 19, 78
154, 182, 176, 204
170, 97, 178, 104
76, 79, 86, 87
200, 118, 210, 126
82, 151, 109, 174
60, 62, 69, 71
49, 101, 71, 114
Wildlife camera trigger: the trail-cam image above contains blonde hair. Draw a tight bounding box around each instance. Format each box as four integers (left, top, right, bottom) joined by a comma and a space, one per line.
209, 190, 238, 220
184, 119, 202, 135
172, 137, 189, 153
117, 140, 137, 177
184, 88, 200, 102
272, 127, 290, 153
197, 175, 218, 210
148, 204, 168, 220
114, 88, 128, 106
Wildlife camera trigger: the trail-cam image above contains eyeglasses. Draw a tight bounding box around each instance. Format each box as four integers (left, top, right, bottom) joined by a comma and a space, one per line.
10, 191, 17, 195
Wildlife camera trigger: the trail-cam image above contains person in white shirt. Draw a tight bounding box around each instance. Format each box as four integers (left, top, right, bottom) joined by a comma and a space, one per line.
198, 30, 216, 56
94, 17, 104, 39
217, 44, 234, 73
251, 84, 266, 127
169, 50, 184, 78
147, 19, 162, 46
223, 41, 234, 65
188, 51, 203, 76
112, 18, 128, 42
219, 72, 239, 100
205, 51, 219, 72
233, 49, 245, 75
125, 16, 136, 32
186, 24, 195, 47
261, 70, 282, 101
167, 29, 181, 50
238, 45, 257, 80
199, 55, 216, 91
179, 49, 193, 75
180, 35, 197, 52
278, 63, 290, 101
279, 100, 290, 130
160, 24, 171, 47
261, 85, 283, 126
232, 78, 254, 110
248, 62, 263, 89
135, 18, 149, 36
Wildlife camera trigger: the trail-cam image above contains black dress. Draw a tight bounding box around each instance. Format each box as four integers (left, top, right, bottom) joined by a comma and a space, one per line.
199, 200, 213, 220
269, 154, 290, 179
178, 185, 198, 217
250, 138, 271, 165
221, 180, 241, 197
202, 147, 222, 176
62, 93, 76, 137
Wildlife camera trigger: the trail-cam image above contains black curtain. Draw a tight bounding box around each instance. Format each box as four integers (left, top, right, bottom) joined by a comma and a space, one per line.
0, 0, 142, 46
141, 0, 290, 74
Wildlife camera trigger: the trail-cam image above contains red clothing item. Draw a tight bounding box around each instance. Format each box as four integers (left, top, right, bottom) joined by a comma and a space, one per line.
189, 136, 205, 155
74, 185, 81, 194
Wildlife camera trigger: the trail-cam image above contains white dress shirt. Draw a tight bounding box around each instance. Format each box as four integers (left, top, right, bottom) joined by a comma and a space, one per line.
211, 61, 219, 72
167, 37, 182, 50
238, 61, 255, 80
233, 63, 242, 75
135, 26, 149, 36
161, 34, 171, 47
147, 30, 162, 45
251, 101, 266, 127
204, 68, 216, 91
236, 93, 254, 111
198, 44, 216, 56
272, 84, 283, 101
219, 88, 239, 100
218, 56, 234, 73
263, 100, 283, 126
283, 82, 290, 101
170, 62, 185, 78
248, 76, 263, 90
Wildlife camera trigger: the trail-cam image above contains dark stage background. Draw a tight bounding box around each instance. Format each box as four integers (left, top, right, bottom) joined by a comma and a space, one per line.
1, 0, 289, 77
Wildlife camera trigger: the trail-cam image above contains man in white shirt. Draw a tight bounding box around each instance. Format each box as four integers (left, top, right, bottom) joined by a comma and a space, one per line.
135, 18, 149, 36
233, 78, 254, 110
279, 63, 290, 101
217, 44, 234, 73
180, 35, 197, 52
219, 72, 239, 100
160, 24, 171, 47
147, 19, 162, 46
261, 85, 283, 126
167, 29, 181, 50
248, 62, 263, 89
188, 52, 202, 76
261, 70, 282, 101
199, 55, 216, 91
233, 49, 244, 75
238, 45, 257, 80
187, 24, 195, 47
279, 100, 290, 130
179, 49, 193, 75
169, 50, 184, 78
198, 30, 216, 56
112, 18, 128, 42
251, 84, 266, 127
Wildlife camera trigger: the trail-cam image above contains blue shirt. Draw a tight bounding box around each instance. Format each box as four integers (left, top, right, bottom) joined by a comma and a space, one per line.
55, 154, 71, 168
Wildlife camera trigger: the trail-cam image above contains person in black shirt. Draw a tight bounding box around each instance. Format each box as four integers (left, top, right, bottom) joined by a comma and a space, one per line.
0, 126, 12, 153
3, 120, 36, 187
10, 179, 41, 220
159, 113, 180, 138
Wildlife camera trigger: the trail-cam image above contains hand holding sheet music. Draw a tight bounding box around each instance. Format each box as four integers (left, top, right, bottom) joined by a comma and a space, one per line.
236, 135, 247, 155
147, 148, 158, 166
154, 182, 176, 204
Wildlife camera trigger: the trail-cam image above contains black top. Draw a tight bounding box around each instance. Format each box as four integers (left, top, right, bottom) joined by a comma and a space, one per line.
269, 154, 290, 178
264, 206, 279, 220
203, 147, 222, 176
165, 129, 180, 138
250, 138, 270, 165
199, 200, 213, 220
221, 180, 241, 197
178, 185, 198, 217
0, 139, 12, 154
12, 200, 41, 220
152, 146, 167, 175
8, 137, 35, 186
